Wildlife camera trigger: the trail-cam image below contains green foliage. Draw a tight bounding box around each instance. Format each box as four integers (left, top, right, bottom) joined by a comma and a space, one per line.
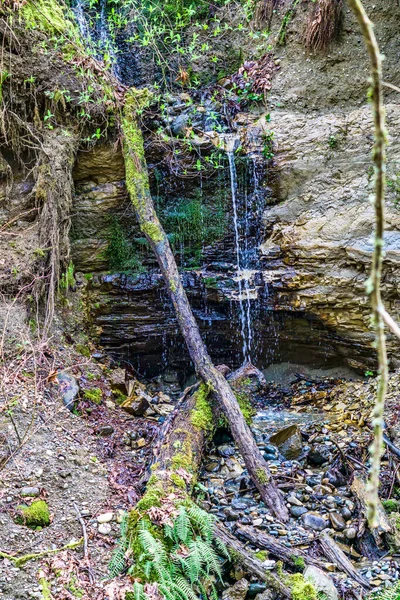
15, 500, 50, 528
328, 134, 338, 149
106, 218, 144, 274
76, 343, 91, 358
190, 384, 213, 431
127, 504, 228, 600
262, 130, 274, 160
292, 556, 306, 572
235, 390, 256, 424
369, 582, 400, 600
59, 261, 75, 292
21, 0, 82, 45
254, 550, 268, 561
109, 512, 130, 578
162, 196, 227, 267
278, 0, 301, 45
83, 387, 102, 404
289, 573, 318, 600
0, 70, 10, 103
382, 499, 399, 514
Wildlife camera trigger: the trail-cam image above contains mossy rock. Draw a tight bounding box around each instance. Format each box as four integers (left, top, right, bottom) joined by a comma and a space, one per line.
15, 500, 50, 528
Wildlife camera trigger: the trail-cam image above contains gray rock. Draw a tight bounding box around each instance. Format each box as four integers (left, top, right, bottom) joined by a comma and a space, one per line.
341, 507, 352, 520
56, 372, 79, 412
224, 508, 239, 521
302, 512, 328, 532
269, 425, 303, 460
171, 113, 190, 137
330, 512, 346, 531
345, 527, 357, 540
218, 445, 236, 457
304, 566, 338, 600
20, 487, 40, 497
222, 578, 249, 600
97, 425, 114, 436
291, 506, 308, 518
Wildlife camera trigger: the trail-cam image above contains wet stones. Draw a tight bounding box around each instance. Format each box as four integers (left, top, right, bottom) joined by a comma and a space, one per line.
301, 512, 328, 532
269, 425, 303, 460
290, 506, 308, 518
329, 512, 346, 531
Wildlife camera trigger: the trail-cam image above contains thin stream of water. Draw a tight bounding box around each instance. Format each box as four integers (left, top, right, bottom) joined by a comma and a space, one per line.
227, 151, 252, 363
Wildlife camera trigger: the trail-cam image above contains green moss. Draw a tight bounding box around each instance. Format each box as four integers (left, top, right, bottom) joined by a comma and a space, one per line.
235, 390, 256, 425
170, 473, 187, 490
113, 389, 127, 405
15, 500, 50, 528
383, 499, 399, 514
83, 388, 102, 404
254, 550, 268, 561
190, 384, 213, 432
141, 221, 164, 243
76, 344, 91, 358
292, 556, 305, 572
21, 0, 81, 44
256, 468, 269, 484
289, 574, 317, 600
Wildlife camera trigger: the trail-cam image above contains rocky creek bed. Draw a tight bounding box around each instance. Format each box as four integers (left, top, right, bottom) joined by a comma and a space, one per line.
1, 348, 400, 600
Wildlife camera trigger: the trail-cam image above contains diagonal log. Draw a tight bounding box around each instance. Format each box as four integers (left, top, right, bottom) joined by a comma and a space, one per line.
236, 525, 371, 590
214, 523, 291, 598
121, 89, 288, 522
318, 532, 371, 590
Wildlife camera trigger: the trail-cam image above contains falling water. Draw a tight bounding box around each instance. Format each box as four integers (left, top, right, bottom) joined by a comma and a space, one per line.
227, 151, 253, 363
72, 0, 120, 78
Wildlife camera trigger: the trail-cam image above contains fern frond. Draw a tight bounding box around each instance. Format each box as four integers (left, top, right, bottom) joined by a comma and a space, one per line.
133, 581, 147, 600
173, 576, 199, 600
108, 513, 129, 578
187, 504, 214, 542
213, 535, 230, 560
174, 506, 191, 544
196, 539, 222, 579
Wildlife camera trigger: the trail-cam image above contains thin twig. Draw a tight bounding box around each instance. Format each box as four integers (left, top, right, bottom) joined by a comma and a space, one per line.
348, 0, 388, 529
379, 307, 400, 340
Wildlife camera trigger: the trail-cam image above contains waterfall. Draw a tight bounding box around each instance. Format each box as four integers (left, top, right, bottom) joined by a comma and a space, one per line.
227, 151, 253, 363
71, 0, 120, 78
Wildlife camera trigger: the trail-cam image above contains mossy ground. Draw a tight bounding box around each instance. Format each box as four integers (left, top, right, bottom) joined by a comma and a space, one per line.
15, 500, 50, 528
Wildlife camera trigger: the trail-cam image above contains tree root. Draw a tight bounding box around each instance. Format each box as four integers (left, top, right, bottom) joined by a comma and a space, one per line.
0, 538, 83, 568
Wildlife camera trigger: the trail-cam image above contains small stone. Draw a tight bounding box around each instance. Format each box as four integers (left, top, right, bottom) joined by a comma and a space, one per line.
97, 512, 113, 524
97, 425, 114, 436
287, 494, 303, 506
224, 508, 239, 522
20, 487, 40, 497
222, 578, 249, 600
345, 527, 357, 540
98, 523, 112, 535
329, 512, 346, 531
341, 507, 352, 520
302, 512, 328, 532
253, 518, 263, 527
291, 506, 308, 518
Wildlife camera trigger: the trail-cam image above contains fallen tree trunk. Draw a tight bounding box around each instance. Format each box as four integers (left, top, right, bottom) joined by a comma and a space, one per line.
127, 373, 291, 599
318, 532, 371, 590
236, 524, 370, 590
215, 523, 291, 598
121, 89, 288, 522
351, 475, 392, 548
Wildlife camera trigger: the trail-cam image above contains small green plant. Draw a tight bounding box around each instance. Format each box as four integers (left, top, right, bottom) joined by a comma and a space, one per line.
15, 500, 50, 529
83, 388, 102, 404
328, 134, 338, 149
109, 512, 130, 577
382, 499, 399, 514
106, 217, 144, 274
262, 131, 274, 160
126, 504, 229, 599
369, 582, 400, 600
59, 261, 75, 292
365, 370, 374, 377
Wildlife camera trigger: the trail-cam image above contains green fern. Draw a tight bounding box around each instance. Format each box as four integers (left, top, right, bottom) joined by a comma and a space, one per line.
108, 513, 129, 578
128, 503, 227, 600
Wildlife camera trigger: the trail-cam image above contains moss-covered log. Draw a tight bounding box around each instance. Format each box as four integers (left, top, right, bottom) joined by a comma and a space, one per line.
121, 89, 288, 523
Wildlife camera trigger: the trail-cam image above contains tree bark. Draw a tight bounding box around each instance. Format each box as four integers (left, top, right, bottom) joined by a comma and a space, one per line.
236, 524, 371, 590
215, 523, 291, 598
121, 90, 288, 522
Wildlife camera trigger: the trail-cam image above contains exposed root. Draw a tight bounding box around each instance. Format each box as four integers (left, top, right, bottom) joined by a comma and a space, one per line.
0, 538, 83, 568
254, 0, 282, 28
34, 130, 78, 337
304, 0, 343, 52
